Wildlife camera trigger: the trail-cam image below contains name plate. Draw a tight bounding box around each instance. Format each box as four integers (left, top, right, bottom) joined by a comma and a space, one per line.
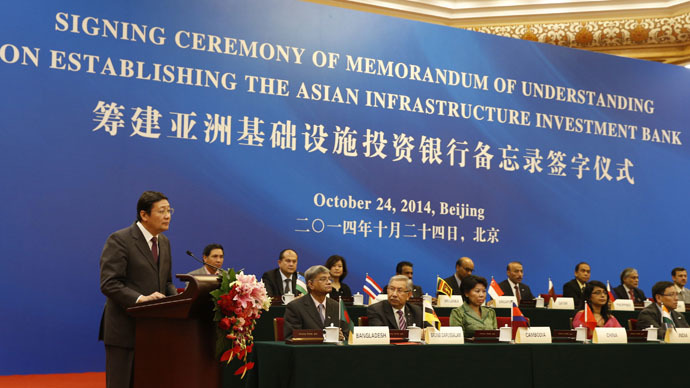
389, 329, 407, 342
548, 297, 574, 310
612, 299, 635, 311
535, 297, 545, 308
626, 330, 648, 343
348, 326, 390, 345
437, 295, 463, 307
665, 327, 690, 343
494, 296, 518, 308
425, 327, 464, 344
676, 301, 686, 313
592, 327, 627, 343
371, 294, 388, 304
552, 329, 577, 343
515, 327, 552, 343
287, 329, 324, 344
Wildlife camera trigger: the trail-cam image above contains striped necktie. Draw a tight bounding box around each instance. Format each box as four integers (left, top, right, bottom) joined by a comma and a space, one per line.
397, 309, 406, 330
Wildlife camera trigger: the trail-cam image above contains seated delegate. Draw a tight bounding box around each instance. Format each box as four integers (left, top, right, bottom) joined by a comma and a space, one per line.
449, 275, 497, 337
572, 280, 621, 338
325, 255, 352, 301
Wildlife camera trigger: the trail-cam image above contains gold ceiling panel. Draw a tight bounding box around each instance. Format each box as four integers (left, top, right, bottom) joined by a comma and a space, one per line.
306, 0, 690, 65
469, 13, 690, 64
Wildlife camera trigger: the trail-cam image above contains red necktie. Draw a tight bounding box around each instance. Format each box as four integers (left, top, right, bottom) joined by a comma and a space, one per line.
515, 285, 521, 304
151, 236, 158, 263
628, 289, 635, 301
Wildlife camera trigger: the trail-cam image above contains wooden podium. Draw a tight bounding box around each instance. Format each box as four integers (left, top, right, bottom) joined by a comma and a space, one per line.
127, 274, 221, 388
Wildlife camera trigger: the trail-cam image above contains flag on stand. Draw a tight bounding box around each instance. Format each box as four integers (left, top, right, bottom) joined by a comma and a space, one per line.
662, 305, 676, 331
511, 302, 528, 324
363, 274, 382, 301
295, 273, 307, 295
583, 302, 597, 332
488, 277, 504, 301
436, 276, 453, 297
548, 278, 555, 297
423, 299, 441, 330
606, 280, 616, 301
339, 297, 354, 334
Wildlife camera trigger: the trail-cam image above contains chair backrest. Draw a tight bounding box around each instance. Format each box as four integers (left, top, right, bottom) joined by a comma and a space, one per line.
569, 317, 574, 329
358, 316, 369, 326
627, 318, 638, 331
439, 316, 450, 326
273, 317, 285, 341
496, 316, 530, 339
496, 316, 511, 328
539, 294, 563, 305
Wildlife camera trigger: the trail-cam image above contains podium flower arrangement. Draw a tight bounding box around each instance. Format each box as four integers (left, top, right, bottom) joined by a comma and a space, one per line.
210, 269, 270, 378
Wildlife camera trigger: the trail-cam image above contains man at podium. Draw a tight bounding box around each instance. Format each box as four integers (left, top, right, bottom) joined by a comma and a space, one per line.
99, 191, 178, 388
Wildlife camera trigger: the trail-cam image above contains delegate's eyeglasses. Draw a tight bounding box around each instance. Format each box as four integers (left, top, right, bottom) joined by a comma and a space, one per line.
154, 208, 174, 216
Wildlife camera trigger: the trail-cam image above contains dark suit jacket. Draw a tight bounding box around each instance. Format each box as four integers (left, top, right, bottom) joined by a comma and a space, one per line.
613, 285, 647, 304
383, 284, 424, 298
636, 303, 690, 339
261, 268, 301, 297
99, 223, 177, 348
440, 275, 462, 296
366, 300, 424, 329
283, 294, 345, 339
562, 279, 586, 309
498, 280, 535, 301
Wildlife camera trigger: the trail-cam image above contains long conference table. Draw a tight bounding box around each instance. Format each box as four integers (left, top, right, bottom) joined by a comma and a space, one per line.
252, 304, 690, 341
235, 305, 690, 388
245, 341, 689, 388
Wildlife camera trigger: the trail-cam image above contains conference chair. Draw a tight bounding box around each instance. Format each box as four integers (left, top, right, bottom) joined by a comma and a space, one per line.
273, 317, 285, 341
358, 316, 369, 326
439, 316, 450, 326
496, 316, 530, 339
627, 318, 638, 331
539, 293, 562, 305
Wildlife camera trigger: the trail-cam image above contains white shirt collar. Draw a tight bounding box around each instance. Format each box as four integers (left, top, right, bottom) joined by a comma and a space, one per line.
279, 270, 292, 283
136, 221, 157, 247
508, 279, 519, 290
623, 284, 633, 295
310, 294, 326, 309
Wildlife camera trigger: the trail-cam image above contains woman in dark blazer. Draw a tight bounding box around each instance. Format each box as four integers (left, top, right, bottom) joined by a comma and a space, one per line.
325, 255, 352, 301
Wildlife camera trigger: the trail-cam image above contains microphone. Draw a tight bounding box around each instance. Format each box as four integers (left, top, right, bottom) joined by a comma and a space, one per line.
186, 250, 222, 273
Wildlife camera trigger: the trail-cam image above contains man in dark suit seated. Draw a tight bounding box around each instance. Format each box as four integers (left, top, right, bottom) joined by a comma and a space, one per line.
562, 261, 590, 309
382, 261, 423, 298
261, 249, 301, 297
187, 243, 224, 275
612, 268, 647, 303
283, 265, 347, 339
637, 281, 689, 339
498, 261, 534, 303
99, 191, 178, 388
367, 275, 424, 329
440, 256, 474, 296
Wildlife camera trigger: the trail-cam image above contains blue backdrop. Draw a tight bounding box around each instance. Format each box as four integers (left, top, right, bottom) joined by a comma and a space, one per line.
1, 0, 689, 374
